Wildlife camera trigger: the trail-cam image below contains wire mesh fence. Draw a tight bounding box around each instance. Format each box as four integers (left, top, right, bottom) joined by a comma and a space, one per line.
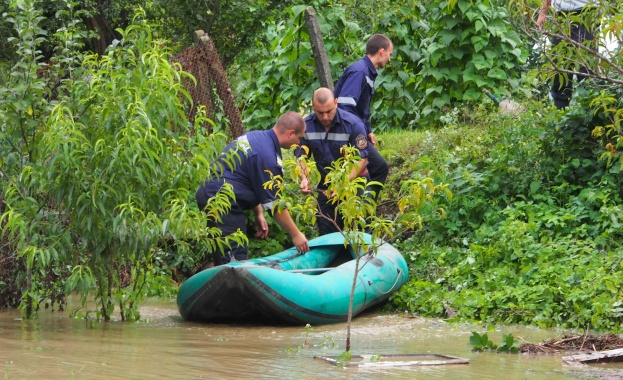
169, 30, 244, 139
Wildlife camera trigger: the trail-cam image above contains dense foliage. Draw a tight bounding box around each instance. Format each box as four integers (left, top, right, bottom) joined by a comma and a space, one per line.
411, 0, 529, 120
146, 0, 300, 67
388, 93, 623, 331
234, 0, 530, 131
0, 1, 235, 321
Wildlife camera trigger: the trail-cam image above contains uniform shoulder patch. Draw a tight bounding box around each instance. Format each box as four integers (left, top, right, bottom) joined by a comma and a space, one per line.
355, 134, 368, 150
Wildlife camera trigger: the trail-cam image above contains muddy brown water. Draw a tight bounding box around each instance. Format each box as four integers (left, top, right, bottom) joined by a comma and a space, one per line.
1, 300, 621, 379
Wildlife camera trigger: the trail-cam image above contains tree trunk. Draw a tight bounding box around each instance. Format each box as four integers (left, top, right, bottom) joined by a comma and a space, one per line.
304, 7, 334, 90
83, 0, 121, 56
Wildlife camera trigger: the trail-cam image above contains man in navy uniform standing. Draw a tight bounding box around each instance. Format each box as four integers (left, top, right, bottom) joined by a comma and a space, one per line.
333, 33, 393, 202
298, 87, 370, 235
536, 0, 596, 109
196, 111, 310, 265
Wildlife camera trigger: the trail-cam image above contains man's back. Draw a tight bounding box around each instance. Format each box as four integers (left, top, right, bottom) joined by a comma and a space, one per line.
333, 55, 377, 134
202, 130, 282, 209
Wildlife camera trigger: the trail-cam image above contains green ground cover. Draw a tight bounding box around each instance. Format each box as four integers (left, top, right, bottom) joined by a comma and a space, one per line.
381, 99, 623, 332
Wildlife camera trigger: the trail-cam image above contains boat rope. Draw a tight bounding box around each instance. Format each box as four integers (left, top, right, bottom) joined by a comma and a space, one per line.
367, 268, 405, 295
254, 251, 307, 267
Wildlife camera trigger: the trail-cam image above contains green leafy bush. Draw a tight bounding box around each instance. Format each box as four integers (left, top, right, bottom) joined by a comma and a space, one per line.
388, 97, 623, 332
1, 4, 233, 321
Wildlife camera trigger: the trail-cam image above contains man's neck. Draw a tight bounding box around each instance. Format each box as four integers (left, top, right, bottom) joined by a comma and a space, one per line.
367, 54, 379, 69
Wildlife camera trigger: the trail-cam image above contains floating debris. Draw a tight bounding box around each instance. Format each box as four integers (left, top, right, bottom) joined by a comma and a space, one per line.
520, 333, 623, 354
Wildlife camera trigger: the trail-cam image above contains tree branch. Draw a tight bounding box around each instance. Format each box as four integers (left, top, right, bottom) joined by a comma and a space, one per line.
517, 12, 623, 86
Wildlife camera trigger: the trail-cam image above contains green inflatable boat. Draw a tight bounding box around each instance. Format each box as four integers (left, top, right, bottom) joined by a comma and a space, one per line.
177, 233, 408, 325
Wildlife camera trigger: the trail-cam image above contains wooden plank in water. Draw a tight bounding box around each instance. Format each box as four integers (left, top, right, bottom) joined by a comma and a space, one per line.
563, 348, 623, 366
315, 353, 469, 368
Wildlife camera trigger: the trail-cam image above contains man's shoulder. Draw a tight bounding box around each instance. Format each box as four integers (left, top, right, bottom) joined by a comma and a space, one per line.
344, 59, 368, 74
336, 109, 366, 134
238, 129, 262, 140
247, 129, 273, 140
304, 114, 321, 130
244, 130, 276, 152
337, 108, 363, 124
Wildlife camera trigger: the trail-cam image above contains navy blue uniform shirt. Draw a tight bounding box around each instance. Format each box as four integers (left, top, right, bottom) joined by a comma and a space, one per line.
333, 55, 377, 135
298, 108, 369, 187
198, 130, 282, 211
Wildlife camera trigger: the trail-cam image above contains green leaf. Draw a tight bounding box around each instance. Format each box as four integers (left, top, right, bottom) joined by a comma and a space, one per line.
291, 5, 308, 17
486, 67, 507, 80
425, 86, 444, 96
475, 20, 485, 32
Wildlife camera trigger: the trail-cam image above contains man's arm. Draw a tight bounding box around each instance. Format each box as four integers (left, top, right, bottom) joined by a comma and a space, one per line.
335, 72, 365, 118
294, 143, 313, 195
349, 121, 371, 177
252, 204, 268, 239
352, 158, 369, 179
537, 0, 552, 28
367, 132, 377, 146
298, 160, 313, 195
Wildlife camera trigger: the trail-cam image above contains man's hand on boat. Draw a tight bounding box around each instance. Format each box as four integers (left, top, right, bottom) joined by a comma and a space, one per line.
272, 206, 309, 254
292, 232, 310, 254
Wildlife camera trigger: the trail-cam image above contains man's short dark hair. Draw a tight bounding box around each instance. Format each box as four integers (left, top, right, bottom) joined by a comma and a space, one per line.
366, 34, 392, 55
275, 111, 305, 134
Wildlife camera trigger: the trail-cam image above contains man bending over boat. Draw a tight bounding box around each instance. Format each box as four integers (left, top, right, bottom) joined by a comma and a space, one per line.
297, 87, 370, 235
196, 111, 310, 265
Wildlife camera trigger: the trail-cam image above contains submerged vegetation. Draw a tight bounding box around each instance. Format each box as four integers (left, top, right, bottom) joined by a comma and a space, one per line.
1, 0, 622, 337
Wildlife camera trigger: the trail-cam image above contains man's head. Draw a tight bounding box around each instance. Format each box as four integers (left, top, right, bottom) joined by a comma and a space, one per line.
274, 111, 306, 149
312, 87, 338, 130
366, 34, 393, 69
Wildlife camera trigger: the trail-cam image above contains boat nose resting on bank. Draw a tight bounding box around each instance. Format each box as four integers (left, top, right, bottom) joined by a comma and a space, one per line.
176, 233, 409, 325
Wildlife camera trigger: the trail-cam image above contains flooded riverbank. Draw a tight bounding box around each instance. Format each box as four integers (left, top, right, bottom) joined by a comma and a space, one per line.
1, 300, 620, 379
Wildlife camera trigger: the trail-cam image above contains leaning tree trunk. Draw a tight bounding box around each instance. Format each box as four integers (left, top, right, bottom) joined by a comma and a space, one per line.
83, 0, 122, 56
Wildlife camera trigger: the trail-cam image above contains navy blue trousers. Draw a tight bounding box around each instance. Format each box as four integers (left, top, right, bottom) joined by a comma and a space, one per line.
366, 144, 389, 201
196, 191, 248, 265
550, 9, 595, 108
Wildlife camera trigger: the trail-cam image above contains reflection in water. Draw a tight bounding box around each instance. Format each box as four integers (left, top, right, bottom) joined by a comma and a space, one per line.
0, 301, 621, 379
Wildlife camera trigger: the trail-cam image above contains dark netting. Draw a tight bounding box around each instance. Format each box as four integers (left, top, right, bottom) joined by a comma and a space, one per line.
169, 30, 244, 139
